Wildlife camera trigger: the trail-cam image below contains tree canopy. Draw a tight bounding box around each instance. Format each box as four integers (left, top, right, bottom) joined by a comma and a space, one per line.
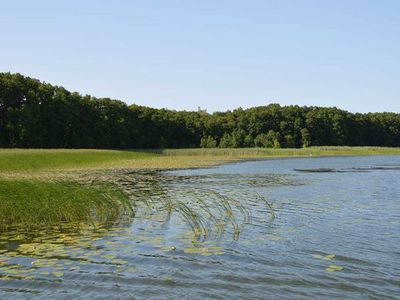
1, 72, 399, 149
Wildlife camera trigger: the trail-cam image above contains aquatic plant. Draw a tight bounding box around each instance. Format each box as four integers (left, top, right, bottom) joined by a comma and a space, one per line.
0, 179, 133, 231
255, 192, 276, 220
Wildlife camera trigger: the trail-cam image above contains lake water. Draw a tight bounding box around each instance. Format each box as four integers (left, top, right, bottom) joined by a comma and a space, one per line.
1, 155, 400, 299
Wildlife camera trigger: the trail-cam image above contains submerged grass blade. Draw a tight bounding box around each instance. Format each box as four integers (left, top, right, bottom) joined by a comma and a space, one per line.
256, 192, 276, 221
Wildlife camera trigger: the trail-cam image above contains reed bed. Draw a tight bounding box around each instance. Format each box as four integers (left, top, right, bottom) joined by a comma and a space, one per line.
1, 146, 399, 231
162, 146, 400, 158
2, 147, 400, 177
0, 178, 133, 231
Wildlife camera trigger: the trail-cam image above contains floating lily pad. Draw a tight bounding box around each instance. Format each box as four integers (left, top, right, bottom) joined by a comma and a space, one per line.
102, 254, 117, 260
311, 253, 335, 260
53, 271, 64, 278
111, 258, 128, 265
325, 265, 343, 272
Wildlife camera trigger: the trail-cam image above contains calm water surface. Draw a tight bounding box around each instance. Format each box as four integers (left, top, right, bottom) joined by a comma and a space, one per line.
1, 155, 400, 299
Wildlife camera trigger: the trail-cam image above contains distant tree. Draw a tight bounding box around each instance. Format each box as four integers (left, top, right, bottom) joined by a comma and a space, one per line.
300, 128, 311, 148
254, 133, 269, 147
2, 72, 400, 149
244, 134, 254, 147
200, 136, 217, 148
230, 128, 246, 147
266, 130, 281, 148
284, 134, 295, 148
219, 133, 235, 148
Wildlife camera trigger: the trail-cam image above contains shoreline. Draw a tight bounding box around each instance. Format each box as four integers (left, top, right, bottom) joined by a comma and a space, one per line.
1, 147, 400, 229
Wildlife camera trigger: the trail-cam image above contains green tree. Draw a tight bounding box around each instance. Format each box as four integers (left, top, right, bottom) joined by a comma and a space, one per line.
254, 133, 269, 147
300, 128, 311, 147
200, 136, 217, 148
266, 130, 281, 148
2, 72, 400, 150
219, 133, 235, 148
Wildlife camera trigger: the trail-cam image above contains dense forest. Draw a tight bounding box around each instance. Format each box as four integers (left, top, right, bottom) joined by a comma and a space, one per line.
1, 72, 400, 149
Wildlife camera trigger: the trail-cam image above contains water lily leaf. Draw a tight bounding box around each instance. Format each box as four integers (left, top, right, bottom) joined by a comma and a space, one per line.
325, 254, 335, 260
4, 268, 26, 275
161, 246, 176, 251
32, 258, 58, 267
183, 247, 203, 254
0, 276, 11, 281
40, 271, 51, 275
325, 265, 343, 272
126, 267, 138, 273
311, 253, 335, 260
184, 246, 223, 256
105, 241, 119, 246
164, 277, 175, 285
111, 259, 128, 265
53, 271, 64, 278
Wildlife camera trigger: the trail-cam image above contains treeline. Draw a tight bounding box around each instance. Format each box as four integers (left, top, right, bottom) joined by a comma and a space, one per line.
1, 72, 400, 149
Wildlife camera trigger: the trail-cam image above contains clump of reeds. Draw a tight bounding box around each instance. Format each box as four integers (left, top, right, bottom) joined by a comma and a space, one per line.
0, 179, 133, 231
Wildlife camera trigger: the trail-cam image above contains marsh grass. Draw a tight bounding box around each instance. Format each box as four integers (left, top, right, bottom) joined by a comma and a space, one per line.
1, 146, 399, 231
3, 147, 400, 176
0, 149, 156, 173
162, 146, 400, 158
0, 179, 133, 231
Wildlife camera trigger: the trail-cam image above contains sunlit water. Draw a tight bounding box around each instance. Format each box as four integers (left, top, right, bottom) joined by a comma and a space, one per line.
1, 156, 400, 299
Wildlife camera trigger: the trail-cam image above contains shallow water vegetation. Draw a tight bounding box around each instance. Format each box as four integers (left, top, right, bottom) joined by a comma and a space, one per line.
0, 226, 137, 282
325, 265, 344, 272
1, 147, 399, 232
0, 179, 133, 230
255, 192, 276, 220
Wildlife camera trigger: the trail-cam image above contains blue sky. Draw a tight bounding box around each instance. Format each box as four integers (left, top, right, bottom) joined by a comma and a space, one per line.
1, 0, 399, 113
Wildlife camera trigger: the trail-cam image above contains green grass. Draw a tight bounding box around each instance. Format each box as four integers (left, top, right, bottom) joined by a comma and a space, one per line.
0, 149, 157, 173
0, 178, 132, 230
162, 146, 400, 158
2, 147, 400, 175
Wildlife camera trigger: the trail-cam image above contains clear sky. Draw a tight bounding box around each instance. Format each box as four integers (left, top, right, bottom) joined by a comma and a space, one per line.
1, 0, 399, 113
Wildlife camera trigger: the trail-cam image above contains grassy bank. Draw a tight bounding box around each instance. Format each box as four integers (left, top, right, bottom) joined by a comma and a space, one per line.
1, 146, 400, 230
162, 146, 400, 157
0, 149, 156, 173
3, 146, 400, 175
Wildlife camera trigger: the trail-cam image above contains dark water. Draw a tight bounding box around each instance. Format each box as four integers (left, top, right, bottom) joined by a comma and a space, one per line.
1, 155, 400, 299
